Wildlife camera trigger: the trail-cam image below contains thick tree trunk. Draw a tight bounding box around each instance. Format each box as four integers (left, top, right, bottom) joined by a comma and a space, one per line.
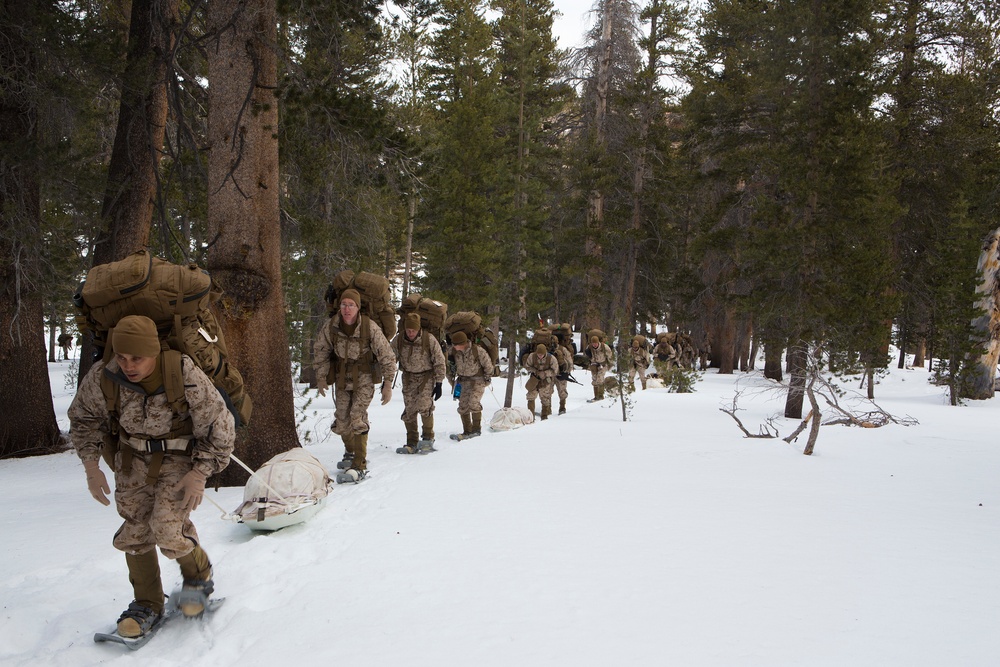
80, 0, 179, 380
763, 342, 783, 381
912, 338, 926, 368
0, 1, 63, 457
207, 0, 299, 484
583, 0, 616, 335
784, 342, 807, 419
965, 227, 1000, 399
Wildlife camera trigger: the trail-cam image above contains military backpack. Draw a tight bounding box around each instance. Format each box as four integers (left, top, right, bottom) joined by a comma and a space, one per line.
325, 269, 397, 341
444, 311, 500, 377
73, 249, 253, 431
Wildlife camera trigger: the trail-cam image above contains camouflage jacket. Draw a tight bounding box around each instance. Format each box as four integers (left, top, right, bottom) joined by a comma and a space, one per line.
553, 345, 574, 374
314, 314, 397, 384
585, 342, 614, 368
68, 356, 236, 477
393, 330, 446, 382
630, 345, 652, 369
654, 341, 676, 360
524, 351, 559, 382
449, 344, 493, 383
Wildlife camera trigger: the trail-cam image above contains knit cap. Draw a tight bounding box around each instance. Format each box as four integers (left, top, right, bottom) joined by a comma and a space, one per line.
404, 312, 421, 330
112, 315, 161, 358
339, 289, 361, 308
451, 331, 469, 345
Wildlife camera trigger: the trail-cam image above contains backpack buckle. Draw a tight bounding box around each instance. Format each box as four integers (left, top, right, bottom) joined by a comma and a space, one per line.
147, 439, 166, 453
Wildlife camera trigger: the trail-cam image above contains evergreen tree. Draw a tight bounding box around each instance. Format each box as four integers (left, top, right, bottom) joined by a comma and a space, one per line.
417, 0, 504, 313
491, 0, 568, 405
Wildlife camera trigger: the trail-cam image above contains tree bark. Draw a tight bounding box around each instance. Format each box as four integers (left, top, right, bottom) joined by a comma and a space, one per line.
763, 341, 783, 381
79, 0, 180, 380
207, 0, 299, 484
965, 227, 1000, 399
784, 342, 807, 419
0, 0, 63, 457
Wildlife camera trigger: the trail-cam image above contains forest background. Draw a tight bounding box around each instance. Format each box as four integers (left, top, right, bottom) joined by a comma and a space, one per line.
1, 0, 999, 479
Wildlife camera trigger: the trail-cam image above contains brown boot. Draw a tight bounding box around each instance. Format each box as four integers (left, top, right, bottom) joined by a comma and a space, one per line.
404, 417, 419, 451
176, 546, 213, 618
540, 405, 550, 420
340, 432, 356, 468
559, 400, 566, 415
118, 550, 164, 637
527, 399, 536, 415
420, 413, 435, 444
352, 433, 369, 471
461, 412, 473, 435
471, 412, 482, 435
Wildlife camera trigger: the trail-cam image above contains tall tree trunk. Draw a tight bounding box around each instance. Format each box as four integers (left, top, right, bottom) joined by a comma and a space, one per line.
403, 194, 415, 298
965, 227, 1000, 399
0, 0, 63, 457
763, 340, 783, 381
207, 0, 298, 484
784, 341, 807, 419
584, 0, 616, 334
79, 0, 179, 379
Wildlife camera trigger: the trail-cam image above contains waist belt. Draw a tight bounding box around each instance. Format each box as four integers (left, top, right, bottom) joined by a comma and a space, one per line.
121, 434, 193, 454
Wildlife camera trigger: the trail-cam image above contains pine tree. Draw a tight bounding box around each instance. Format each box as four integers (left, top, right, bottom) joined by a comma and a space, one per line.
491, 0, 567, 406
417, 0, 504, 312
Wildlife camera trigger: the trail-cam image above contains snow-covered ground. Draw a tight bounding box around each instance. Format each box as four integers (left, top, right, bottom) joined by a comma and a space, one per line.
2, 355, 998, 666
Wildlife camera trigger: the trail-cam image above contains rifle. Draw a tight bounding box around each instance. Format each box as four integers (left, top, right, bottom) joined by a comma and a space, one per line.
558, 372, 583, 386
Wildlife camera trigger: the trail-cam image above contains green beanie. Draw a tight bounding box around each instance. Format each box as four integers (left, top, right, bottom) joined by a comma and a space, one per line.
112, 315, 160, 358
535, 344, 547, 355
404, 312, 421, 330
451, 331, 468, 345
340, 289, 361, 309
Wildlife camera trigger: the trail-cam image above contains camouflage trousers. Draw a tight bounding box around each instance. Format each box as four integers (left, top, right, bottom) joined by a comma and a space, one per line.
526, 379, 555, 409
400, 370, 435, 422
590, 364, 608, 387
456, 377, 487, 416
555, 379, 569, 402
332, 375, 375, 436
628, 364, 648, 387
112, 450, 200, 560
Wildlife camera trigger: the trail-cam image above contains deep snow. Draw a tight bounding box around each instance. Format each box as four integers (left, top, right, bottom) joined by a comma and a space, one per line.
1, 355, 998, 666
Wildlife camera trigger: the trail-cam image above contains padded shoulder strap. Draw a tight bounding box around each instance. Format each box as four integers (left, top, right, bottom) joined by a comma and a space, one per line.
162, 349, 186, 413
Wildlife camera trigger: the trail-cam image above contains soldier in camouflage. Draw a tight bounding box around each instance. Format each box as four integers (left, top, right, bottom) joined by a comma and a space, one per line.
628, 336, 652, 390
68, 315, 235, 639
392, 312, 447, 452
524, 343, 559, 420
314, 288, 396, 480
447, 331, 493, 438
552, 337, 574, 415
585, 335, 614, 401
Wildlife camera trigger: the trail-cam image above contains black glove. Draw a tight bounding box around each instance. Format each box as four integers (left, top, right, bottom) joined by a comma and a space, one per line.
432, 382, 442, 401
557, 372, 569, 382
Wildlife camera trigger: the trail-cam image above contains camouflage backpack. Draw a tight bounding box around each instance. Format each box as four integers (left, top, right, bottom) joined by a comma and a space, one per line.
325, 270, 397, 341
73, 249, 253, 429
397, 293, 448, 352
445, 311, 500, 377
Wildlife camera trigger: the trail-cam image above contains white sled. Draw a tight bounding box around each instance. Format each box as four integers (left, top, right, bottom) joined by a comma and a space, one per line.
231, 449, 334, 532
489, 406, 534, 432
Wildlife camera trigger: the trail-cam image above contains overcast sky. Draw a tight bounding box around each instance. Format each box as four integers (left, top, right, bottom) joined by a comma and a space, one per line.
550, 0, 593, 50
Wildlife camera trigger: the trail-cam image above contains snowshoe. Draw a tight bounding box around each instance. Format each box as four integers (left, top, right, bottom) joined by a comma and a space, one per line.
174, 577, 215, 618
116, 602, 162, 639
335, 453, 354, 470
336, 468, 369, 484
396, 445, 420, 455
449, 432, 481, 441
